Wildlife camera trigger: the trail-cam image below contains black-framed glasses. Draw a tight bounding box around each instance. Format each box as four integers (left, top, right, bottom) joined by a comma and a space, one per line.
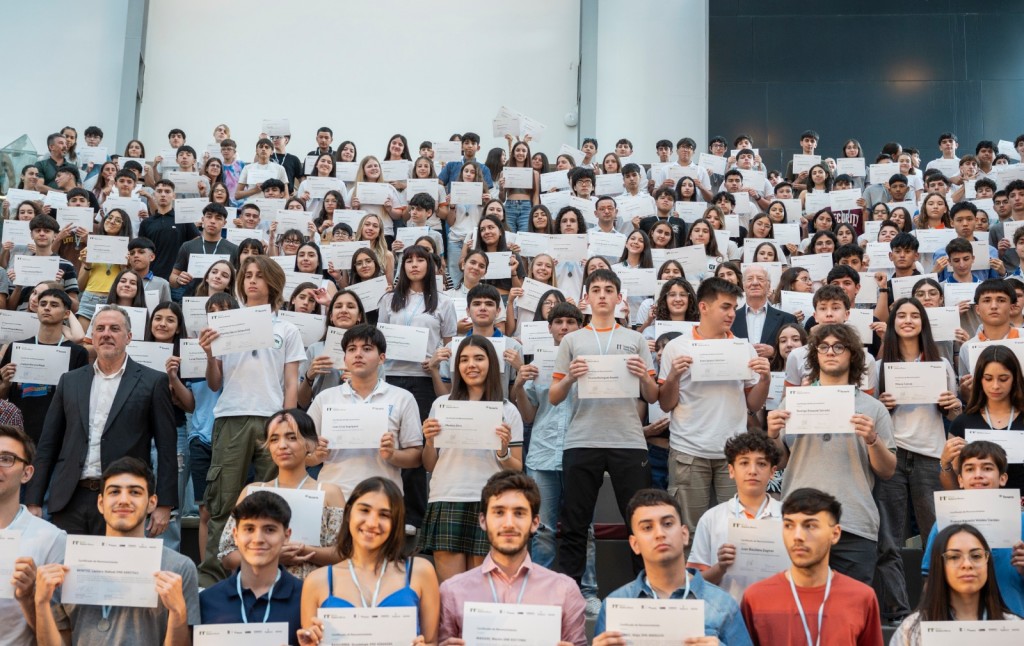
0, 452, 30, 468
815, 343, 847, 355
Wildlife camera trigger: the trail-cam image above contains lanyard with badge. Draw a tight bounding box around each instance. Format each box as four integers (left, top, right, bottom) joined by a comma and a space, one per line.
590, 324, 619, 356
488, 570, 530, 604
786, 568, 832, 646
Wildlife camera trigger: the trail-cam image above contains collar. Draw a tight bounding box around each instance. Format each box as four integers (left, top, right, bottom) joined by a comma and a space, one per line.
635, 568, 701, 599
143, 270, 155, 281
93, 354, 129, 378
468, 328, 504, 338
481, 552, 533, 584
692, 326, 734, 340
745, 302, 768, 315
978, 327, 1020, 342
340, 379, 388, 401
226, 566, 294, 601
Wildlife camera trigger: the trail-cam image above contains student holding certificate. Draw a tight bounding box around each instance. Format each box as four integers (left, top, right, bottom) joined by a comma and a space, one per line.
741, 489, 884, 645
298, 290, 368, 405
300, 477, 440, 646
958, 280, 1020, 396
593, 489, 752, 645
199, 491, 304, 642
348, 156, 404, 244
30, 458, 199, 645
768, 324, 897, 585
353, 213, 396, 286
498, 140, 540, 233
75, 208, 132, 326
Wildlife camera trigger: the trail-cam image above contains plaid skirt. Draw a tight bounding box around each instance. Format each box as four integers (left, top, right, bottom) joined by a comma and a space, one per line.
417, 501, 489, 556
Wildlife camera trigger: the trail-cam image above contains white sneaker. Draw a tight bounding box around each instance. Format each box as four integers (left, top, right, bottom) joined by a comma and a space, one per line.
585, 596, 602, 618
405, 524, 417, 537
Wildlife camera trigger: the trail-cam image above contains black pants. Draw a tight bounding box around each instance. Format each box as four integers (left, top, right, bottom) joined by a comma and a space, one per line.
51, 485, 106, 536
385, 375, 435, 528
558, 447, 650, 584
831, 530, 879, 586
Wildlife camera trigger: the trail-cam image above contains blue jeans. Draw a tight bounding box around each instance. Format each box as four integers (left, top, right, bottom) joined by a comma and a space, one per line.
528, 468, 598, 598
504, 199, 532, 233
446, 237, 465, 287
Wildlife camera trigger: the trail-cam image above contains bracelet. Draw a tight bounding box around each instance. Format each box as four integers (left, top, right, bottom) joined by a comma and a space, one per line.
941, 461, 954, 472
878, 288, 889, 293
496, 448, 511, 461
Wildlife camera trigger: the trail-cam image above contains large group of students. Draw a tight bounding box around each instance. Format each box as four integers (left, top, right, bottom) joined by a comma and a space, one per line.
1, 121, 1024, 645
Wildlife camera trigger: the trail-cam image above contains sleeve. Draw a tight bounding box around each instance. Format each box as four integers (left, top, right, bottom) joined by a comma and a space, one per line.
740, 595, 758, 646
178, 559, 201, 626
238, 165, 249, 184
553, 335, 572, 380
687, 513, 717, 566
524, 379, 539, 407
784, 347, 803, 386
439, 341, 452, 383
594, 599, 608, 637
60, 262, 79, 293
560, 582, 587, 646
438, 582, 461, 641
151, 371, 179, 508
396, 393, 424, 448
438, 296, 457, 337
377, 294, 393, 323
921, 525, 937, 576
24, 375, 69, 506
504, 401, 524, 444
636, 331, 656, 375
859, 591, 884, 646
173, 244, 190, 272
308, 391, 324, 434
947, 414, 966, 439
745, 343, 761, 387
284, 325, 307, 363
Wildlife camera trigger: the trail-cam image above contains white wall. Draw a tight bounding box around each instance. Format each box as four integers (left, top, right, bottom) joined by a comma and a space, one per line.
1, 0, 130, 153
593, 0, 708, 162
139, 0, 582, 161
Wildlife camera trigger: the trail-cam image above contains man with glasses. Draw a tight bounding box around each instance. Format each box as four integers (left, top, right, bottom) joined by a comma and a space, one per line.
767, 323, 896, 584
732, 265, 797, 359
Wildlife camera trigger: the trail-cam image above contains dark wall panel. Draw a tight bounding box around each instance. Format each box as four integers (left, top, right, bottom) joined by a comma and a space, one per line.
709, 4, 1024, 168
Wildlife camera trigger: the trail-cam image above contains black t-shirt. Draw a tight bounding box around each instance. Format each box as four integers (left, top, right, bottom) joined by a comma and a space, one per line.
1, 338, 89, 444
272, 153, 303, 192
638, 215, 687, 248
139, 212, 201, 280
949, 411, 1024, 498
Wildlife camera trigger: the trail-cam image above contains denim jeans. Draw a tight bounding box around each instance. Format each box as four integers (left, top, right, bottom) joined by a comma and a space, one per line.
647, 443, 669, 490
446, 237, 465, 287
528, 468, 598, 598
504, 199, 532, 233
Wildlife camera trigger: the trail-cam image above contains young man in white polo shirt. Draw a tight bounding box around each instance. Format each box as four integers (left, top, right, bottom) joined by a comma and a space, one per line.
687, 431, 783, 602
307, 324, 423, 499
657, 277, 770, 533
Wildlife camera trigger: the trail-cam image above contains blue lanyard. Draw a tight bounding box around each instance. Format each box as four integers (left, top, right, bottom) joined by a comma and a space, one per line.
488, 570, 530, 604
238, 569, 282, 623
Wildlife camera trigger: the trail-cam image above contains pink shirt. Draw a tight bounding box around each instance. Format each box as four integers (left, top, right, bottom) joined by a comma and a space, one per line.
438, 553, 587, 645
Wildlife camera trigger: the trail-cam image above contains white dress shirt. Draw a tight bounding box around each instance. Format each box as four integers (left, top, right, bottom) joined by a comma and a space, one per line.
83, 354, 128, 478
744, 302, 769, 344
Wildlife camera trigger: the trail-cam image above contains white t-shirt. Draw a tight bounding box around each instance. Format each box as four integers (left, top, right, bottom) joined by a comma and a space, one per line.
877, 358, 956, 458
309, 380, 423, 496
448, 204, 483, 243
426, 396, 523, 502
213, 315, 306, 418
238, 161, 288, 187
0, 508, 66, 646
377, 291, 458, 377
349, 182, 404, 237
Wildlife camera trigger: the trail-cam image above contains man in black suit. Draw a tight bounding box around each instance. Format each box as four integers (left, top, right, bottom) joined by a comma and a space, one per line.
731, 264, 798, 358
25, 306, 177, 536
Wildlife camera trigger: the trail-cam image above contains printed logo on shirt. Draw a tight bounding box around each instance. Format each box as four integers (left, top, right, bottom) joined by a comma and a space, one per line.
273, 333, 284, 350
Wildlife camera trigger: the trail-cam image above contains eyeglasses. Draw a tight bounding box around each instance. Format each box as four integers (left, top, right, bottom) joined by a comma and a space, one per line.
941, 549, 989, 566
0, 452, 30, 468
815, 343, 847, 355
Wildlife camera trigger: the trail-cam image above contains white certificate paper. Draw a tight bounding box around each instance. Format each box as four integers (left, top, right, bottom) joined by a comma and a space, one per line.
179, 338, 209, 379
549, 234, 589, 263
921, 620, 1024, 645
616, 267, 658, 297
792, 154, 822, 174
784, 385, 856, 434
1, 220, 32, 246
925, 306, 960, 342
435, 400, 503, 450
194, 623, 290, 646
381, 160, 412, 182
322, 404, 389, 449
278, 310, 326, 347
829, 188, 861, 212
181, 297, 209, 337
173, 197, 206, 224
884, 361, 947, 405
964, 429, 1024, 464
482, 252, 513, 281
11, 343, 70, 386
892, 273, 938, 300
836, 157, 866, 177
319, 607, 417, 646
765, 372, 786, 411
13, 255, 59, 287
798, 253, 834, 282
688, 338, 753, 382
186, 253, 231, 278
934, 489, 1021, 548
462, 602, 562, 645
588, 231, 626, 258
377, 323, 429, 362
540, 170, 570, 192
0, 530, 23, 599
0, 310, 40, 344
578, 354, 639, 399
943, 281, 977, 305
86, 235, 129, 265
727, 518, 790, 581
450, 181, 484, 205
246, 485, 324, 546
347, 276, 388, 312
208, 304, 273, 355
503, 166, 533, 190
355, 182, 390, 205
521, 321, 555, 354
56, 206, 95, 230
605, 598, 705, 644
779, 290, 814, 316
126, 341, 173, 372
62, 535, 162, 608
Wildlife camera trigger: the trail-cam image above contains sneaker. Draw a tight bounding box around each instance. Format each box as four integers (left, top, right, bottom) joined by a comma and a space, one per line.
585, 596, 602, 618
405, 524, 417, 537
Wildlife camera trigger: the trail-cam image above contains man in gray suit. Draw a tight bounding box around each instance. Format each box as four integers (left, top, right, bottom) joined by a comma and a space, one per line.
25, 306, 177, 536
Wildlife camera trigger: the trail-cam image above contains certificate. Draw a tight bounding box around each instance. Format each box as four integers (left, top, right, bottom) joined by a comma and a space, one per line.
319, 607, 417, 646
605, 598, 704, 644
925, 306, 960, 342
798, 253, 833, 281
433, 141, 462, 163
540, 170, 570, 192
559, 143, 588, 166
0, 530, 22, 599
866, 242, 895, 269
549, 234, 589, 263
86, 235, 129, 265
275, 209, 313, 233
836, 157, 866, 177
929, 158, 961, 177
531, 346, 557, 385
166, 171, 200, 193
278, 310, 326, 347
381, 160, 412, 182
435, 400, 503, 450
616, 267, 657, 297
765, 372, 786, 411
116, 156, 147, 170
588, 231, 626, 258
1, 220, 32, 246
62, 535, 162, 608
654, 320, 697, 339
539, 190, 570, 213
847, 308, 873, 345
742, 239, 785, 264
324, 327, 347, 368
250, 198, 286, 216
462, 602, 561, 645
779, 290, 814, 316
779, 199, 802, 221
829, 188, 861, 212
306, 177, 345, 199
521, 321, 555, 354
334, 162, 359, 183
484, 252, 513, 280
784, 385, 856, 434
347, 276, 388, 312
126, 341, 173, 372
56, 206, 95, 230
699, 152, 727, 176
792, 154, 821, 174
515, 232, 553, 257
178, 338, 209, 379
943, 281, 977, 305
173, 197, 206, 224
245, 485, 324, 546
260, 118, 290, 136
4, 188, 44, 211
772, 222, 801, 246
11, 343, 70, 386
914, 229, 957, 254
355, 182, 390, 205
78, 145, 108, 165
569, 195, 597, 223
965, 338, 1024, 374
618, 195, 655, 219
92, 305, 147, 338
892, 273, 938, 300
731, 191, 754, 215
194, 623, 290, 646
405, 178, 439, 200
595, 172, 624, 196
884, 362, 947, 404
869, 163, 896, 185
727, 518, 790, 581
673, 201, 703, 223
971, 240, 991, 271
208, 304, 273, 355
181, 297, 210, 337
921, 620, 1024, 645
652, 246, 706, 279
396, 226, 431, 247
12, 255, 59, 287
964, 429, 1024, 464
856, 274, 879, 305
450, 181, 483, 205
578, 354, 638, 399
187, 253, 231, 278
321, 241, 364, 272
503, 167, 533, 190
688, 338, 753, 382
934, 489, 1021, 548
42, 191, 67, 209
0, 310, 40, 344
517, 278, 559, 313
322, 404, 388, 449
377, 323, 429, 362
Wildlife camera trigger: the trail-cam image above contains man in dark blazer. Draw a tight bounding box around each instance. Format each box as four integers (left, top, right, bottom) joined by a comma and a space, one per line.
731, 264, 798, 358
25, 306, 177, 536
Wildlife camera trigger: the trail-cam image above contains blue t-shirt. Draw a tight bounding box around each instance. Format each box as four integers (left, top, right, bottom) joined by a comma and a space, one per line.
186, 379, 220, 444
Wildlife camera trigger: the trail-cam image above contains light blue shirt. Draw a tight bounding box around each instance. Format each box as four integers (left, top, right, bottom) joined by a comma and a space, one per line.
523, 376, 575, 472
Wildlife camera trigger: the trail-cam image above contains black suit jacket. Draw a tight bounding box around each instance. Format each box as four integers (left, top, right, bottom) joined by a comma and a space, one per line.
731, 303, 798, 345
26, 356, 177, 512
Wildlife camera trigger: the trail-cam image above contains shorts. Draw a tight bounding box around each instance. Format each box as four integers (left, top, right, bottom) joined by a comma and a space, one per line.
76, 291, 108, 320
189, 437, 212, 504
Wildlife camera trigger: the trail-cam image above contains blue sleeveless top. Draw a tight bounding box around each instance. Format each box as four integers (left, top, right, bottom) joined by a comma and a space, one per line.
321, 557, 421, 631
